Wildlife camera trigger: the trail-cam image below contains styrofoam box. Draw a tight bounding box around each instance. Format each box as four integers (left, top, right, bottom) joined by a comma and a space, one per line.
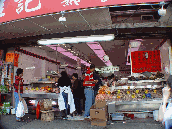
112, 116, 124, 121
134, 113, 149, 118
111, 113, 124, 121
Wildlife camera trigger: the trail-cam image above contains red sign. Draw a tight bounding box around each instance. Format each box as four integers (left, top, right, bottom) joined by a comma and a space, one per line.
0, 0, 167, 23
131, 50, 161, 73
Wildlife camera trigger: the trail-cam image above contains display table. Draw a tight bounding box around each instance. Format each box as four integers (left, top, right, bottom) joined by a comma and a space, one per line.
107, 99, 164, 113
22, 93, 59, 99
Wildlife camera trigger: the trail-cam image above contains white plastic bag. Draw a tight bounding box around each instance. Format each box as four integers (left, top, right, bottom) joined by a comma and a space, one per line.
16, 101, 25, 118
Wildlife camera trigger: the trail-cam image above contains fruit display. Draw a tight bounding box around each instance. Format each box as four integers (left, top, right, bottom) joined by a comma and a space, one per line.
111, 88, 166, 101
24, 86, 59, 94
96, 85, 169, 102
96, 86, 113, 102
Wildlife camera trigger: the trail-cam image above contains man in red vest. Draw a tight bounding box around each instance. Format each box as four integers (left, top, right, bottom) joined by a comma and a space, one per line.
83, 64, 98, 119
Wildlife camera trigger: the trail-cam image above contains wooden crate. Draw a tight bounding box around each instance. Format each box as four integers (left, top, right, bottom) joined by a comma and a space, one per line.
41, 110, 54, 121
40, 99, 52, 111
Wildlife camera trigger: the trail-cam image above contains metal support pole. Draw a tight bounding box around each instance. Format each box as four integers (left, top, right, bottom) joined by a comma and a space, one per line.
130, 45, 133, 76
56, 46, 58, 73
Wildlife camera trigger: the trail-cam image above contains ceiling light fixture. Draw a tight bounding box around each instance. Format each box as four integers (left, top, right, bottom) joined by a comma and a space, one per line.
59, 11, 66, 22
38, 34, 114, 45
158, 1, 166, 16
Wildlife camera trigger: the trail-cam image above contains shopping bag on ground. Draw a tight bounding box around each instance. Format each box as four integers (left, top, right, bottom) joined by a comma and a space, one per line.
22, 98, 28, 113
16, 101, 25, 118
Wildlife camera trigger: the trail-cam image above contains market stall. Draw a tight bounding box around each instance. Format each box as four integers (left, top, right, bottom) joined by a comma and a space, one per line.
95, 49, 170, 120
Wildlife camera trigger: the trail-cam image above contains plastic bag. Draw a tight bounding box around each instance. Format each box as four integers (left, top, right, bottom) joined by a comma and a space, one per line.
16, 101, 25, 118
164, 103, 172, 121
22, 98, 28, 114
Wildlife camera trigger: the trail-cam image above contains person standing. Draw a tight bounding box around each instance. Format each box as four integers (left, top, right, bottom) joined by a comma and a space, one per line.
93, 71, 102, 100
72, 73, 82, 116
80, 73, 86, 112
14, 68, 24, 122
161, 75, 172, 129
58, 71, 75, 120
83, 64, 98, 119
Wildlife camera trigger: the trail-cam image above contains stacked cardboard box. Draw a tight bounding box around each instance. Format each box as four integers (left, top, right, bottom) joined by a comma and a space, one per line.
90, 101, 108, 126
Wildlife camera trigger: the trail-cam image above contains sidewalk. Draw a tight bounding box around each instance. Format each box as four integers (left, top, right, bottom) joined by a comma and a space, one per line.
0, 114, 165, 129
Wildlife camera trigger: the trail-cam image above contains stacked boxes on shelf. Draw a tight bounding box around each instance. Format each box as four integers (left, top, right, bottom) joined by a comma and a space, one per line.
90, 100, 108, 127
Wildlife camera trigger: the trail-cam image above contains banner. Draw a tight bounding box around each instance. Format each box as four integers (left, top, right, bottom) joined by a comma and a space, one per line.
0, 0, 166, 23
131, 50, 161, 73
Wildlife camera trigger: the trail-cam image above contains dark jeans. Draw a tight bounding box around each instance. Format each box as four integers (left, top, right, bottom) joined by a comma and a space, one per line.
165, 119, 172, 129
74, 97, 82, 115
61, 91, 69, 118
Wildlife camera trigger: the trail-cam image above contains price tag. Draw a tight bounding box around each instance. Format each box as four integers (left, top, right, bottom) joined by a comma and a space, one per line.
36, 87, 39, 91
117, 90, 120, 94
142, 94, 146, 98
136, 90, 139, 94
117, 96, 121, 99
127, 91, 130, 94
145, 90, 148, 94
132, 94, 135, 98
154, 90, 157, 93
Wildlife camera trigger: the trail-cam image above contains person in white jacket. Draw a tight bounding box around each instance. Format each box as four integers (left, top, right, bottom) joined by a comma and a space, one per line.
58, 71, 75, 120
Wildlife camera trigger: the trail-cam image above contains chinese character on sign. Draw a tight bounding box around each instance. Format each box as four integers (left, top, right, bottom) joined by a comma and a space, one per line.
14, 0, 41, 14
101, 0, 108, 2
0, 0, 6, 17
61, 0, 81, 7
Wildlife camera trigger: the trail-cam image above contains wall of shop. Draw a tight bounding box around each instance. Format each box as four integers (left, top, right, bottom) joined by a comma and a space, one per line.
7, 47, 78, 84
159, 39, 171, 80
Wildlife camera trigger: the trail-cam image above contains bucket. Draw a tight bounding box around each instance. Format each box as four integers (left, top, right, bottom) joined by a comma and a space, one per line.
153, 110, 159, 121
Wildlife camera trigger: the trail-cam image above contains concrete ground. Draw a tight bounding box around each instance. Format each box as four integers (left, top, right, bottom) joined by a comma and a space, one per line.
0, 113, 165, 129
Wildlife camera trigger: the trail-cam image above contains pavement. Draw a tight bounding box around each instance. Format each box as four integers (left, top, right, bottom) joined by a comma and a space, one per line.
0, 113, 165, 129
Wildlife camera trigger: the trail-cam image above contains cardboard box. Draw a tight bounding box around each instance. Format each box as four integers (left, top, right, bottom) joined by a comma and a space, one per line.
95, 100, 106, 109
91, 118, 107, 126
90, 105, 108, 120
41, 110, 54, 121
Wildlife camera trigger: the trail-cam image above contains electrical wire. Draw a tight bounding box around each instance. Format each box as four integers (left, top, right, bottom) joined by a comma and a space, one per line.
121, 5, 142, 23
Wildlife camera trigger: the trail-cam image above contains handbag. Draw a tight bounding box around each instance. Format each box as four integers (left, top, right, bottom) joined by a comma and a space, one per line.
16, 101, 25, 118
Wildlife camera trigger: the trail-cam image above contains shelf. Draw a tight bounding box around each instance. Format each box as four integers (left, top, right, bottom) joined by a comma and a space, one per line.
30, 81, 55, 84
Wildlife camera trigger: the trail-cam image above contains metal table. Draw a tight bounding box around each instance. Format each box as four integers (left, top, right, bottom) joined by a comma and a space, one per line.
22, 93, 59, 99
107, 99, 164, 113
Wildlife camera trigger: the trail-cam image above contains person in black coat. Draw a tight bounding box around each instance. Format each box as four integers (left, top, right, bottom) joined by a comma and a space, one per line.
71, 73, 82, 116
57, 71, 72, 119
93, 71, 102, 101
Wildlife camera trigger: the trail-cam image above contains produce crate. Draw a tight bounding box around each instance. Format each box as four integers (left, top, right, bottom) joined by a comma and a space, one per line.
95, 100, 106, 109
40, 99, 52, 111
41, 110, 54, 121
90, 105, 108, 121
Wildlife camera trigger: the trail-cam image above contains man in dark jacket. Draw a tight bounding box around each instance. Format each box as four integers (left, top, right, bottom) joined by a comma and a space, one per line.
93, 71, 102, 102
72, 73, 82, 116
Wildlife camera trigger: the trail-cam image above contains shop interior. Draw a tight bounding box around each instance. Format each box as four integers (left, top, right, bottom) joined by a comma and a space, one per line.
0, 1, 172, 123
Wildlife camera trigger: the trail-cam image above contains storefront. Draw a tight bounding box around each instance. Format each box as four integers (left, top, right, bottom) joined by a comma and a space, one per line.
0, 0, 172, 125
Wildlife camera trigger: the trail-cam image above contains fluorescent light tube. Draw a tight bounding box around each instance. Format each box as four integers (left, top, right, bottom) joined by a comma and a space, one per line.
38, 34, 115, 45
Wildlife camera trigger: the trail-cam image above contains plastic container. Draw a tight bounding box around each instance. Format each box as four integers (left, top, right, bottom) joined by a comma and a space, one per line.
134, 113, 149, 118
11, 108, 15, 114
111, 113, 124, 121
153, 110, 159, 121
